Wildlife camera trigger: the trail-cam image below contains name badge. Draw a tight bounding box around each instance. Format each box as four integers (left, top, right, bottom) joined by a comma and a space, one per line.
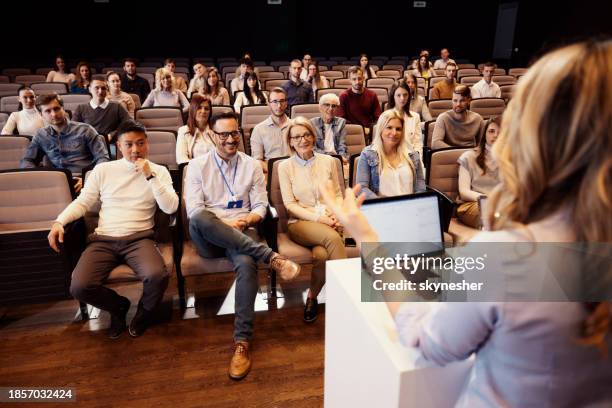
227, 200, 243, 209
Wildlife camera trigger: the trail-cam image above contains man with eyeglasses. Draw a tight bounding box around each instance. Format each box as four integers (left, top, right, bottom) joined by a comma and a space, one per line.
310, 93, 348, 162
250, 87, 291, 174
282, 59, 313, 106
73, 78, 131, 143
185, 111, 301, 380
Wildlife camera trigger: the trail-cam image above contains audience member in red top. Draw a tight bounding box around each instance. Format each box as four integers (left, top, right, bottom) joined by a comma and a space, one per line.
337, 66, 382, 129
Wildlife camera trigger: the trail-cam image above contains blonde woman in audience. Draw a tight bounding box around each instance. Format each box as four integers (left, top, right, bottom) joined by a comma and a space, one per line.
202, 68, 230, 105
233, 72, 268, 113
45, 56, 74, 83
356, 109, 425, 199
306, 61, 330, 97
1, 87, 44, 135
187, 62, 207, 98
320, 39, 612, 408
456, 116, 501, 228
278, 116, 346, 323
176, 94, 216, 164
404, 72, 432, 122
387, 82, 422, 157
142, 69, 189, 112
69, 61, 92, 94
106, 71, 136, 118
162, 58, 188, 93
359, 54, 377, 80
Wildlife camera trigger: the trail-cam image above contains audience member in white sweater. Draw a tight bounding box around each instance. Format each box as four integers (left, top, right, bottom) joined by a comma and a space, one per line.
48, 121, 178, 340
1, 87, 44, 135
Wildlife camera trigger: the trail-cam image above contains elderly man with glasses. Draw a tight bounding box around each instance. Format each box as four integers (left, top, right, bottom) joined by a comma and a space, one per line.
310, 93, 348, 162
249, 87, 291, 174
185, 111, 301, 381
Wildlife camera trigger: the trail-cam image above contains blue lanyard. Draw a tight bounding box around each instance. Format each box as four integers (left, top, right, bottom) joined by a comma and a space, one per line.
213, 153, 239, 197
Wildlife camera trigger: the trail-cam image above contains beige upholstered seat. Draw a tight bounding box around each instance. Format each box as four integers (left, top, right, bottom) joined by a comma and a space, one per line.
375, 70, 401, 80
258, 71, 284, 81
457, 69, 480, 81
470, 98, 506, 119
460, 76, 483, 86
492, 75, 517, 86
0, 136, 30, 170
290, 103, 320, 120
508, 68, 527, 77
30, 82, 68, 94
0, 169, 73, 232
240, 104, 271, 155
324, 70, 345, 80
316, 88, 344, 102
0, 95, 19, 112
366, 77, 395, 92
14, 75, 46, 86
345, 124, 365, 157
135, 107, 184, 132
500, 85, 515, 103
59, 93, 92, 113
333, 78, 352, 88
0, 169, 76, 305
369, 87, 389, 106
426, 147, 479, 242
427, 99, 452, 119
263, 79, 286, 92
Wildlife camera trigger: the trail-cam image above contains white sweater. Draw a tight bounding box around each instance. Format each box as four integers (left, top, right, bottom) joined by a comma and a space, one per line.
1, 109, 45, 136
56, 159, 178, 237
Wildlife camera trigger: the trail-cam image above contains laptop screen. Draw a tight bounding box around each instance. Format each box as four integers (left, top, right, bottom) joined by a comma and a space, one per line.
361, 193, 443, 247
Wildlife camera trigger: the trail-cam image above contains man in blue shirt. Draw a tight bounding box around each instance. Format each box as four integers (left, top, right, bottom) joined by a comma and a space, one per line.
20, 93, 109, 190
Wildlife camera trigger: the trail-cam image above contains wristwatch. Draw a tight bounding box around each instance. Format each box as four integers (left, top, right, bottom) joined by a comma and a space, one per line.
146, 173, 156, 181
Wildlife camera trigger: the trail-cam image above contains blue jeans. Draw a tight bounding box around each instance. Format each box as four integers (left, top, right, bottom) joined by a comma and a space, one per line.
189, 209, 274, 341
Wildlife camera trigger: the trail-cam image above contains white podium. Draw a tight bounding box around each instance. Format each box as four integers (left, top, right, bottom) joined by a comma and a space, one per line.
324, 258, 473, 408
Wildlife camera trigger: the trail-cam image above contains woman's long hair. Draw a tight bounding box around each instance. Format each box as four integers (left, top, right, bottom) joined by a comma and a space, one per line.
74, 61, 91, 88
187, 94, 212, 136
203, 67, 222, 98
486, 39, 612, 355
242, 72, 266, 105
475, 116, 502, 174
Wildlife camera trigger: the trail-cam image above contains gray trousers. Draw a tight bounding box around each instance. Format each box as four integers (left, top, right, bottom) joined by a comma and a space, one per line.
70, 230, 169, 314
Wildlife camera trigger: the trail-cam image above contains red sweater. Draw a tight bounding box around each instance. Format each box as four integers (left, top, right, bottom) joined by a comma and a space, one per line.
337, 88, 382, 128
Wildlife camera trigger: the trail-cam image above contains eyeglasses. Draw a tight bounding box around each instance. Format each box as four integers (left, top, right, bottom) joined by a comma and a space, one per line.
289, 133, 314, 142
322, 103, 339, 109
213, 130, 241, 140
269, 99, 287, 105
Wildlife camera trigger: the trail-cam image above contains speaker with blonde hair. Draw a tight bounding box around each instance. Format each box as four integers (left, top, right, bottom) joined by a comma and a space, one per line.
486, 39, 612, 354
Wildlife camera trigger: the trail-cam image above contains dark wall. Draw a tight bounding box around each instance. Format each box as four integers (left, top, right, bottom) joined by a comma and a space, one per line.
2, 0, 609, 67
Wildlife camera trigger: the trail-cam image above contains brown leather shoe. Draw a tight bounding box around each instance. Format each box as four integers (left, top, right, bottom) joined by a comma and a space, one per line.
270, 254, 301, 281
229, 341, 252, 380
